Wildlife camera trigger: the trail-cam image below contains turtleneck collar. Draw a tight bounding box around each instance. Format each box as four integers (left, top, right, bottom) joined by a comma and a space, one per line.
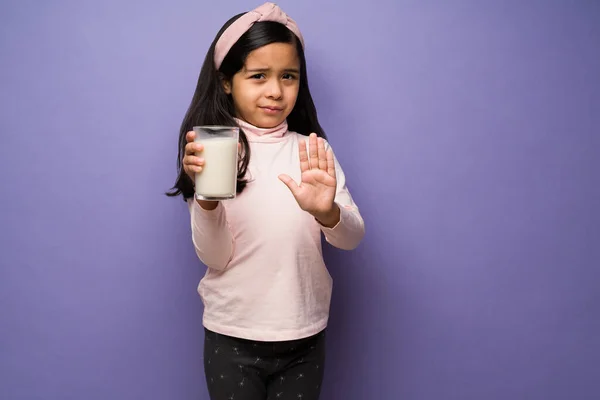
234, 118, 289, 143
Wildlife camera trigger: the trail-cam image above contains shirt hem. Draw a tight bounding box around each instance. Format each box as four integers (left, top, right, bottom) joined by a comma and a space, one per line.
202, 317, 329, 342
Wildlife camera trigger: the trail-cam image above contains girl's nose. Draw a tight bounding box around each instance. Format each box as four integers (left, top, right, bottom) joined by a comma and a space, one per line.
265, 79, 283, 99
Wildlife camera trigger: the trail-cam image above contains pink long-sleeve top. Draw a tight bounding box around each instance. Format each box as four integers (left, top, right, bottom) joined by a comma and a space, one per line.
187, 118, 365, 341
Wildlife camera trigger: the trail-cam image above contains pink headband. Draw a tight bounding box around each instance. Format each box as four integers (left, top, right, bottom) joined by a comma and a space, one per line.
214, 2, 305, 69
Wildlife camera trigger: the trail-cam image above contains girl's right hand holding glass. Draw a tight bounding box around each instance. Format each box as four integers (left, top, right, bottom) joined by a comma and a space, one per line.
183, 130, 205, 181
183, 131, 217, 210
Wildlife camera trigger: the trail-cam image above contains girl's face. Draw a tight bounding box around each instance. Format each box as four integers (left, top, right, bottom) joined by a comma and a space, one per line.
223, 42, 300, 128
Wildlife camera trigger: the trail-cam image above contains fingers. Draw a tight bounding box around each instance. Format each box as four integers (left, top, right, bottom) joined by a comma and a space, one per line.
309, 133, 318, 169
301, 133, 326, 171
183, 157, 204, 181
317, 137, 327, 171
184, 155, 205, 172
298, 138, 309, 173
183, 131, 204, 178
326, 148, 336, 178
185, 143, 203, 157
278, 174, 300, 198
186, 130, 195, 143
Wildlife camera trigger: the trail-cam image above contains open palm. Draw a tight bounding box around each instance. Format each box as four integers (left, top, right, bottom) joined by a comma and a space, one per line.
279, 133, 337, 216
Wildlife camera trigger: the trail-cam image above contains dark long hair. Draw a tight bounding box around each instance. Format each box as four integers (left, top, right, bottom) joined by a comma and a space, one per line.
166, 13, 326, 200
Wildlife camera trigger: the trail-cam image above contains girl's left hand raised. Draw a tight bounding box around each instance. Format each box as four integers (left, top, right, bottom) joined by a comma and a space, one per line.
279, 133, 340, 228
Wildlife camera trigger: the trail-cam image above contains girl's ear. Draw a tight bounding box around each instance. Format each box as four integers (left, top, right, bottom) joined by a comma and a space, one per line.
220, 73, 232, 94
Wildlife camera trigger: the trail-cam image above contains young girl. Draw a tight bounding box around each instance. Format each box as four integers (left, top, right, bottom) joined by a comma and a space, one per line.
168, 3, 365, 399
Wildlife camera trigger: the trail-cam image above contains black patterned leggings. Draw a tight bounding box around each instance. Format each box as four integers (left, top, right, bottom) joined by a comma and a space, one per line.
203, 328, 326, 400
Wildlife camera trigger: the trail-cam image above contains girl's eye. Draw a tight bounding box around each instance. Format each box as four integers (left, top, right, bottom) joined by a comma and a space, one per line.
250, 74, 265, 79
283, 74, 297, 80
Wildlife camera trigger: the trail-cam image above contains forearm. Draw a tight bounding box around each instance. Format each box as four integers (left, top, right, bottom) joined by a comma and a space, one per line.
189, 200, 234, 270
318, 203, 365, 250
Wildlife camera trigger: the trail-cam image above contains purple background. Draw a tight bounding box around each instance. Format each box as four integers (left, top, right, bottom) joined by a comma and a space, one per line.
1, 0, 599, 399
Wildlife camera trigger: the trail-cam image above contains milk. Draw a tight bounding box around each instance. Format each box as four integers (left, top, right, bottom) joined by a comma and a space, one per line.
194, 137, 238, 200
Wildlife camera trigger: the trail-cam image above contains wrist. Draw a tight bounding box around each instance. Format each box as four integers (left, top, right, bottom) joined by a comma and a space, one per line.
196, 199, 219, 210
314, 204, 340, 228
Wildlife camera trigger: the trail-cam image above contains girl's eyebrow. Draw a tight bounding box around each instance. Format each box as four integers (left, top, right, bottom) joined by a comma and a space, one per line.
244, 67, 300, 74
244, 67, 269, 73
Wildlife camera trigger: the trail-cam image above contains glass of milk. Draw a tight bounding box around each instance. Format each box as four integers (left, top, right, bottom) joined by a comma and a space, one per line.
193, 126, 239, 201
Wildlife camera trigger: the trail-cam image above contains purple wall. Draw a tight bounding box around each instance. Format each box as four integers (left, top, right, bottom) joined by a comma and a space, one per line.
1, 1, 598, 399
